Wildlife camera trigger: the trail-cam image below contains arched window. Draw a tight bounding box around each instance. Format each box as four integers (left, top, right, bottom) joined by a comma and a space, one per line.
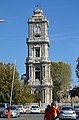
35, 47, 40, 57
34, 89, 40, 93
35, 67, 40, 80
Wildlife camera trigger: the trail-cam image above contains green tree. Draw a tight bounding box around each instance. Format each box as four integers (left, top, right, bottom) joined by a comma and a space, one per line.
51, 62, 72, 101
14, 83, 40, 104
76, 57, 79, 81
0, 62, 40, 104
0, 62, 19, 103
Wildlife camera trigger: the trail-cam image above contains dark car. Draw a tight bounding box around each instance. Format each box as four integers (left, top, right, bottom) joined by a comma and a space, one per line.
74, 105, 79, 118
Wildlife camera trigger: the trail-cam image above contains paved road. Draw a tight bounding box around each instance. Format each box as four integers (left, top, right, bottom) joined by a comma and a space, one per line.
20, 113, 44, 120
0, 113, 44, 120
0, 114, 79, 120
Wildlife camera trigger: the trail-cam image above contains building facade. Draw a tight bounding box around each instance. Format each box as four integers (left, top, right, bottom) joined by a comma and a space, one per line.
26, 8, 53, 104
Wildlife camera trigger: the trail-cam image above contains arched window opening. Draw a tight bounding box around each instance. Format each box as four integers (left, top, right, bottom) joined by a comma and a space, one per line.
34, 89, 40, 94
35, 47, 40, 57
35, 67, 40, 80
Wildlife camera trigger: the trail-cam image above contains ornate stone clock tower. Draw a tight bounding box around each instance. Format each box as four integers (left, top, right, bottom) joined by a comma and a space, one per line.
26, 8, 53, 104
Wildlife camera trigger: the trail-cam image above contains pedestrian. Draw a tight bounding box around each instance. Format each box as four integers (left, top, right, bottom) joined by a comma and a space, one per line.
8, 107, 11, 118
44, 104, 51, 120
50, 102, 60, 120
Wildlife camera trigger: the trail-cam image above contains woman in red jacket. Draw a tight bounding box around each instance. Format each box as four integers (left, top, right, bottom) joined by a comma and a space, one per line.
44, 104, 51, 120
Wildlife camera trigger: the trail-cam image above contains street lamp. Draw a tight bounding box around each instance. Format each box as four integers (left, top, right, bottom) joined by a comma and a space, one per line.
0, 20, 5, 22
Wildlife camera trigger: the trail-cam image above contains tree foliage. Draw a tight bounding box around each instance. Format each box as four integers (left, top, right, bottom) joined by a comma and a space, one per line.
0, 62, 40, 104
51, 62, 72, 101
76, 57, 79, 81
14, 83, 40, 105
0, 62, 19, 103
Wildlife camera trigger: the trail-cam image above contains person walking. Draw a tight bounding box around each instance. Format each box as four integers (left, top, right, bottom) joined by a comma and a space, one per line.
50, 102, 60, 120
8, 107, 11, 118
44, 104, 51, 120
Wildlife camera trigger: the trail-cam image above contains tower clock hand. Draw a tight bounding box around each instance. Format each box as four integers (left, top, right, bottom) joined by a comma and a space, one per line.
36, 28, 38, 32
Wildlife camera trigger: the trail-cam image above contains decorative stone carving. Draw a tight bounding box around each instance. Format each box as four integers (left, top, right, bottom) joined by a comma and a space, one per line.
34, 79, 41, 85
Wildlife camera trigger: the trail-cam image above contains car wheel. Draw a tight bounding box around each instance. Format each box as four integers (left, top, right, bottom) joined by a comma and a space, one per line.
18, 115, 20, 117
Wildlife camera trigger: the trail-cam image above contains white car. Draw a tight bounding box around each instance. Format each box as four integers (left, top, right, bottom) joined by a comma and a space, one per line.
2, 105, 20, 118
59, 106, 77, 120
0, 103, 9, 117
30, 105, 40, 113
17, 105, 26, 114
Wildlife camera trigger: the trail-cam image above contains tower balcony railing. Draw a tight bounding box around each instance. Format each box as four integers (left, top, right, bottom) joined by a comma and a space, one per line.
41, 57, 50, 62
26, 57, 51, 63
28, 78, 53, 87
26, 37, 50, 44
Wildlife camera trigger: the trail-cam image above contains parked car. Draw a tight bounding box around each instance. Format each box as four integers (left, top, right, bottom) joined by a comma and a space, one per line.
2, 105, 20, 118
30, 105, 40, 113
0, 103, 9, 117
74, 105, 79, 118
59, 106, 77, 120
17, 105, 26, 114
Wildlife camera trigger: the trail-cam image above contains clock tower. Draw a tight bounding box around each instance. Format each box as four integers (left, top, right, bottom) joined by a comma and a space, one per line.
26, 8, 53, 105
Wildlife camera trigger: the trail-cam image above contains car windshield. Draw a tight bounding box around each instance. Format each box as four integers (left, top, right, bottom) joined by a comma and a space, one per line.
62, 107, 73, 110
6, 106, 16, 110
74, 106, 79, 108
17, 106, 22, 108
0, 103, 5, 108
31, 106, 38, 108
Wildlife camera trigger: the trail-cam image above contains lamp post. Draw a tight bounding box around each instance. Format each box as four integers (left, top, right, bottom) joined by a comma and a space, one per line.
10, 60, 16, 105
0, 20, 5, 22
10, 63, 15, 105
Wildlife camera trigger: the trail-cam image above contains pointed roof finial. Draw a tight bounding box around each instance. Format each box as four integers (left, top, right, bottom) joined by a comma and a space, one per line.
37, 4, 39, 9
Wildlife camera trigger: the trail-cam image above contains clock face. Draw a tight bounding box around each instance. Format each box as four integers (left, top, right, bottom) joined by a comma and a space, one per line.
34, 26, 41, 34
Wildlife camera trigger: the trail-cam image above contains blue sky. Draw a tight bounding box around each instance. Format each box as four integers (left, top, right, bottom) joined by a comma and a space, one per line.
0, 0, 79, 85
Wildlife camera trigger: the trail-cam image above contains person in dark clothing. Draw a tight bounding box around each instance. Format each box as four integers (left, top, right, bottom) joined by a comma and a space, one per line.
44, 104, 51, 120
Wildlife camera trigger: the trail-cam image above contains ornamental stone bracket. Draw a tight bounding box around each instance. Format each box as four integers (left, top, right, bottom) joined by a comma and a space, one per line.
42, 78, 53, 86
28, 79, 41, 85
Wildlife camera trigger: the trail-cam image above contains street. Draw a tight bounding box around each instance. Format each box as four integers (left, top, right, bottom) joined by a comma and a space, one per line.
0, 113, 44, 120
0, 114, 79, 120
20, 113, 44, 120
